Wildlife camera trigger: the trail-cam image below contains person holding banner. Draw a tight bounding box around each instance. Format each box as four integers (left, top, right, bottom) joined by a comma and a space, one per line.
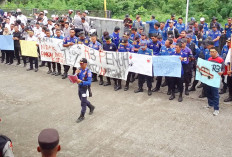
152, 38, 175, 94
3, 27, 14, 65
75, 58, 95, 123
103, 35, 118, 87
77, 31, 90, 46
53, 29, 64, 76
88, 33, 102, 83
168, 43, 184, 102
180, 38, 193, 96
224, 48, 232, 102
62, 29, 78, 79
134, 41, 153, 96
26, 30, 39, 72
204, 47, 224, 116
118, 37, 134, 91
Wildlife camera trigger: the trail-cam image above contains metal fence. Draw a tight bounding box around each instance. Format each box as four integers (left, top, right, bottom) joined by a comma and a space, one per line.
1, 8, 111, 18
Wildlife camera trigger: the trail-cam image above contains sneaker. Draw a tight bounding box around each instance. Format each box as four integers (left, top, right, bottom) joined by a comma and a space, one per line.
213, 110, 219, 116
204, 105, 213, 109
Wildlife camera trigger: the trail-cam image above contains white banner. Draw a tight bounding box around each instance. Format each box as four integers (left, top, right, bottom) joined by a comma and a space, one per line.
39, 38, 66, 64
128, 53, 153, 76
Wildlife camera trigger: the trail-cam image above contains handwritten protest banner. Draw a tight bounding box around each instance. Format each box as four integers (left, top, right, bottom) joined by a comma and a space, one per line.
20, 40, 38, 57
73, 45, 129, 80
128, 53, 153, 76
0, 35, 14, 50
39, 38, 66, 64
195, 58, 221, 88
153, 56, 181, 77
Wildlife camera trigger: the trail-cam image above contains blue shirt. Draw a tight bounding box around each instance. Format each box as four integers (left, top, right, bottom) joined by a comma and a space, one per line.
146, 19, 158, 34
204, 48, 211, 60
221, 44, 229, 59
192, 35, 198, 46
111, 32, 120, 48
208, 30, 221, 47
118, 43, 134, 53
180, 47, 193, 64
148, 41, 161, 55
160, 28, 167, 41
160, 46, 175, 55
186, 42, 201, 59
138, 48, 152, 56
103, 42, 117, 51
199, 23, 208, 34
225, 23, 232, 39
153, 28, 162, 35
132, 41, 140, 52
78, 68, 92, 87
176, 23, 185, 34
63, 36, 78, 44
88, 41, 102, 50
55, 36, 64, 39
77, 37, 90, 46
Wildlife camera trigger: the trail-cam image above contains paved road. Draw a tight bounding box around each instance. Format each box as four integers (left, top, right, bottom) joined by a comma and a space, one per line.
0, 63, 232, 157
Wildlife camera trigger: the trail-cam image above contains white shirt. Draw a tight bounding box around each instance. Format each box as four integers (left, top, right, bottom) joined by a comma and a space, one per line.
82, 22, 90, 33
43, 16, 48, 25
17, 14, 27, 25
73, 15, 82, 29
33, 27, 42, 38
225, 48, 231, 65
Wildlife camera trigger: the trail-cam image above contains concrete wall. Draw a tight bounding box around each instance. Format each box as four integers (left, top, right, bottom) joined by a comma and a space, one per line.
89, 16, 149, 38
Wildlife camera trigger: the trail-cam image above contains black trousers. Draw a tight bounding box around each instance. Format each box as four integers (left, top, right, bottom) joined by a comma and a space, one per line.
29, 57, 38, 69
126, 72, 135, 85
138, 74, 152, 89
1, 50, 6, 62
155, 76, 167, 89
227, 76, 232, 97
57, 63, 61, 72
167, 76, 184, 93
48, 62, 56, 71
63, 65, 76, 74
14, 46, 21, 64
5, 50, 14, 64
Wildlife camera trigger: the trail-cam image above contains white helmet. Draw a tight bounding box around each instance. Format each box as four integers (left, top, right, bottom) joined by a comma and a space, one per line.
44, 10, 48, 14
16, 9, 21, 13
200, 17, 205, 22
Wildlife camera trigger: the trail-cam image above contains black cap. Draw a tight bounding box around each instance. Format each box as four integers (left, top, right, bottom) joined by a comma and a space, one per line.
207, 40, 214, 46
114, 26, 120, 32
151, 33, 158, 38
105, 35, 111, 41
134, 34, 140, 40
141, 32, 146, 36
131, 27, 137, 31
80, 58, 88, 63
171, 14, 175, 17
212, 24, 216, 28
121, 37, 128, 43
212, 16, 218, 20
38, 129, 59, 150
125, 14, 129, 18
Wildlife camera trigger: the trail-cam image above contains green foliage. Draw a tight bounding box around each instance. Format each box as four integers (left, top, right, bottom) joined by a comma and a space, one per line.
2, 0, 230, 25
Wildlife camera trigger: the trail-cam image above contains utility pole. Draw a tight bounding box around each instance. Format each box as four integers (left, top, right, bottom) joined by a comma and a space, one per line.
185, 0, 189, 28
104, 0, 107, 18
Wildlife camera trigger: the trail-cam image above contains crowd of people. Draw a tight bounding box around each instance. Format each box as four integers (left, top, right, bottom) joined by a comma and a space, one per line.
0, 9, 232, 118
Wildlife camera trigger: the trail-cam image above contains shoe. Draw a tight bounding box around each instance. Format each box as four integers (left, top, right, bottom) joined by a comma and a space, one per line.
8, 63, 12, 65
148, 89, 152, 96
27, 68, 33, 71
213, 110, 219, 116
161, 81, 167, 87
62, 73, 67, 79
34, 68, 38, 72
199, 94, 206, 98
1, 60, 3, 63
24, 63, 27, 67
55, 72, 61, 76
115, 85, 121, 91
224, 97, 232, 102
124, 85, 129, 91
5, 62, 9, 64
51, 71, 56, 75
167, 90, 171, 95
76, 116, 85, 123
185, 89, 189, 95
99, 80, 104, 85
16, 62, 20, 65
89, 106, 95, 115
219, 88, 226, 94
134, 88, 143, 93
39, 64, 44, 67
152, 87, 159, 92
197, 83, 203, 88
104, 82, 111, 86
204, 105, 213, 109
47, 70, 52, 74
189, 86, 196, 92
169, 93, 175, 100
178, 93, 183, 102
